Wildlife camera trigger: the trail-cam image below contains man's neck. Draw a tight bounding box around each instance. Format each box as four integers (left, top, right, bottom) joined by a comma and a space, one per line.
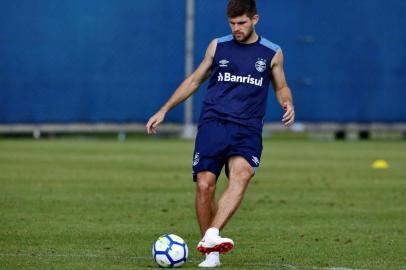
238, 32, 259, 45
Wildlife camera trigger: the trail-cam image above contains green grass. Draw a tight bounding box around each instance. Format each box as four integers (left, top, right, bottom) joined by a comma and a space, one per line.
0, 138, 405, 269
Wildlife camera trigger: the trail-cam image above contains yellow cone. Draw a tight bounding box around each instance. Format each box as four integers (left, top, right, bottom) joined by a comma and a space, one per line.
372, 160, 389, 169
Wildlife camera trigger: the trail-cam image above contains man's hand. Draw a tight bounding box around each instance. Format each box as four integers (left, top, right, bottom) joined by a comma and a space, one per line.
146, 110, 166, 134
282, 102, 295, 127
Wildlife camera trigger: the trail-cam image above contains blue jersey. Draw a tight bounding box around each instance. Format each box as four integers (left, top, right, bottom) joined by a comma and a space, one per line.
199, 35, 280, 131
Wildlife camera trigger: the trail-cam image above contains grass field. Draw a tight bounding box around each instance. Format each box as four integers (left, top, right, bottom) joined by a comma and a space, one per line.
0, 138, 405, 269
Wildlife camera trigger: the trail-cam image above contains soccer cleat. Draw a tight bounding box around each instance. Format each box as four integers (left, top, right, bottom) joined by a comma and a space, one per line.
197, 235, 234, 254
198, 252, 221, 268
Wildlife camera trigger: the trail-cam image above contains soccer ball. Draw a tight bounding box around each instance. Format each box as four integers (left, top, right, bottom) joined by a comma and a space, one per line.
152, 234, 188, 268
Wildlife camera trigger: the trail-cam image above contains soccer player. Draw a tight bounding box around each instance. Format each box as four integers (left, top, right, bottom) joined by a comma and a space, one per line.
146, 0, 295, 267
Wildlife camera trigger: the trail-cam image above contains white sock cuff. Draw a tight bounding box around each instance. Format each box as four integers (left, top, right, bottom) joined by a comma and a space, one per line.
206, 227, 219, 237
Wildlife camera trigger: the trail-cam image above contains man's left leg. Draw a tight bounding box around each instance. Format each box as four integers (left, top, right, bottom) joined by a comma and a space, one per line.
197, 156, 254, 254
210, 156, 254, 230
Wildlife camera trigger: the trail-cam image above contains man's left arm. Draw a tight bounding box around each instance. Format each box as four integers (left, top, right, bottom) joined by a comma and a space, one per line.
270, 49, 295, 126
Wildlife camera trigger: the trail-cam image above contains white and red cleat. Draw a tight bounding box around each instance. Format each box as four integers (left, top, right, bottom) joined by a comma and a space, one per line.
197, 228, 234, 254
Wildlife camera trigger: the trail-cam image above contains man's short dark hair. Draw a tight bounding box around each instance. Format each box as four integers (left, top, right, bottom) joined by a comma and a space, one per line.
227, 0, 257, 18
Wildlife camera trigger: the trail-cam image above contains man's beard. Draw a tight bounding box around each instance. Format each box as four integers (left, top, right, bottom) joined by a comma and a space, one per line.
233, 28, 254, 43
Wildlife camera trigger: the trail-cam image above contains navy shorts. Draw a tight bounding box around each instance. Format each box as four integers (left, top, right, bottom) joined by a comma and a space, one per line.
192, 119, 263, 181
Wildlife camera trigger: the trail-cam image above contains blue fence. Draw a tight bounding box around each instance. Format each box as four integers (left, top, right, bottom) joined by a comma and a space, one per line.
0, 0, 405, 124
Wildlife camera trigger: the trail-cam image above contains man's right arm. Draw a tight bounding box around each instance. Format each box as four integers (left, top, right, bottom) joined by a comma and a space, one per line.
146, 39, 217, 134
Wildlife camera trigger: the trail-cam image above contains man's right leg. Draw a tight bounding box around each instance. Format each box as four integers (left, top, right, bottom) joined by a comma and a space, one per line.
195, 171, 234, 263
192, 120, 228, 267
195, 171, 217, 237
195, 171, 221, 268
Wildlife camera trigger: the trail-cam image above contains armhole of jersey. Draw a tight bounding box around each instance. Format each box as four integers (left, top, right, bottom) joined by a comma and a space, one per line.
270, 47, 281, 67
213, 38, 219, 60
260, 37, 281, 67
208, 40, 218, 73
260, 37, 280, 52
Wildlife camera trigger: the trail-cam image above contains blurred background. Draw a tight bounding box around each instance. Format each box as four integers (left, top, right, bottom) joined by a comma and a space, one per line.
0, 0, 405, 139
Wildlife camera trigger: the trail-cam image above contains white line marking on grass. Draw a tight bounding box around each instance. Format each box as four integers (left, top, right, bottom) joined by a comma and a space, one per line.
230, 263, 361, 270
236, 262, 298, 268
324, 268, 355, 270
0, 252, 151, 261
0, 252, 364, 270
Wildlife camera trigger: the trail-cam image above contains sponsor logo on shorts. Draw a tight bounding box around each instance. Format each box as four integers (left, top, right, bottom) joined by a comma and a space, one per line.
252, 156, 260, 166
217, 72, 263, 87
193, 152, 200, 166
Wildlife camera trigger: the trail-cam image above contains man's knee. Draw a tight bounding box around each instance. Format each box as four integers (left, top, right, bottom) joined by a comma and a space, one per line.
196, 172, 216, 194
229, 160, 254, 184
233, 167, 254, 182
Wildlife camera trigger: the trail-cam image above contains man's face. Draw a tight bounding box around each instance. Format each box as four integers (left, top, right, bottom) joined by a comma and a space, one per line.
228, 14, 259, 42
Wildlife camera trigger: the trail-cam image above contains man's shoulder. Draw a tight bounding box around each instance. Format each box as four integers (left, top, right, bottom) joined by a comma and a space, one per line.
259, 36, 280, 53
216, 35, 234, 44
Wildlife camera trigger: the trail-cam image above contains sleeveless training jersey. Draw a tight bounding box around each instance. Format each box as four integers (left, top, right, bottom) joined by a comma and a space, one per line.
199, 35, 280, 131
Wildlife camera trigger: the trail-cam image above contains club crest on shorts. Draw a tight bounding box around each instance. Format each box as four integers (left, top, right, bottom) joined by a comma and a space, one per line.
252, 156, 260, 166
255, 58, 267, 72
193, 152, 200, 166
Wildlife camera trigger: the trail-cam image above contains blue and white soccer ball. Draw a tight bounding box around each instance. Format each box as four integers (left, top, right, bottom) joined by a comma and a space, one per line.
152, 234, 188, 268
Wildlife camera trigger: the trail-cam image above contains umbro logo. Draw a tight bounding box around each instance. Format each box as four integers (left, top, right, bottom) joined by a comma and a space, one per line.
219, 59, 229, 67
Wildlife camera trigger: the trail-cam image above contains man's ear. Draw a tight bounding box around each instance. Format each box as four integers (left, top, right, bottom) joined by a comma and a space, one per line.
252, 14, 259, 26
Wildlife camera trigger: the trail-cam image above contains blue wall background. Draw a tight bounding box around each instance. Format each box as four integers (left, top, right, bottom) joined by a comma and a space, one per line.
0, 0, 405, 124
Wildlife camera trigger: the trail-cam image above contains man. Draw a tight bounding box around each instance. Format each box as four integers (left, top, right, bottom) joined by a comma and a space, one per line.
146, 0, 295, 267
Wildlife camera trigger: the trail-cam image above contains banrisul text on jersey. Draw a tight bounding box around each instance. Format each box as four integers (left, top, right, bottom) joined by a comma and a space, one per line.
199, 35, 280, 131
217, 72, 263, 87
